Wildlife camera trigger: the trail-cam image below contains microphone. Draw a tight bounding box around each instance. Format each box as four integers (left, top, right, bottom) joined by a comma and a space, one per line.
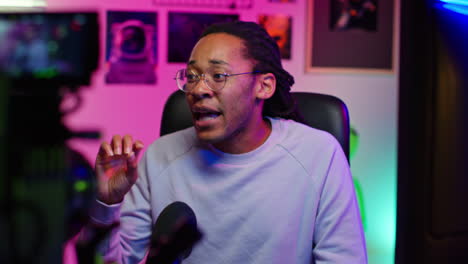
146, 201, 203, 264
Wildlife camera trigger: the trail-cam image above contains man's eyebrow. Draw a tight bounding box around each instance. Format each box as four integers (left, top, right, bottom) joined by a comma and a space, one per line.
209, 59, 229, 66
187, 59, 230, 66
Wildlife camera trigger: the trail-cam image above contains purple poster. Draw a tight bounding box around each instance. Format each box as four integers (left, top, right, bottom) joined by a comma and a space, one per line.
106, 11, 157, 84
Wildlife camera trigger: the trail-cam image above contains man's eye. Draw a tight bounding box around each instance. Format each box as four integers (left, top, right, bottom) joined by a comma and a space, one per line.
186, 74, 198, 82
212, 73, 226, 82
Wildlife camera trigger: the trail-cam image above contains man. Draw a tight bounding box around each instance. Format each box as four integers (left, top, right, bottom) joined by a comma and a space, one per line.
87, 21, 367, 263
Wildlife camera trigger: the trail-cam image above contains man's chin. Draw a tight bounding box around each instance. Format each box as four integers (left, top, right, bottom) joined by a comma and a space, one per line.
195, 129, 224, 144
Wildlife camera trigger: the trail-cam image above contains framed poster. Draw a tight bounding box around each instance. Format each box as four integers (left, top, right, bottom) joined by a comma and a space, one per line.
306, 0, 397, 73
258, 14, 292, 60
168, 12, 239, 63
105, 11, 157, 84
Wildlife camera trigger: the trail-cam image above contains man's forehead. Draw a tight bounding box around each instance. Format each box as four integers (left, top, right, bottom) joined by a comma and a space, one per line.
188, 33, 252, 69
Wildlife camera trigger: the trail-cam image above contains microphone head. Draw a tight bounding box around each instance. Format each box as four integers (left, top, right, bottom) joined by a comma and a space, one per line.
146, 201, 202, 264
153, 201, 197, 238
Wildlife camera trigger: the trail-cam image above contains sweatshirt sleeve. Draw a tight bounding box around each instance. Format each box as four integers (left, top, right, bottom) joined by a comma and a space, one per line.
312, 144, 368, 264
81, 154, 153, 264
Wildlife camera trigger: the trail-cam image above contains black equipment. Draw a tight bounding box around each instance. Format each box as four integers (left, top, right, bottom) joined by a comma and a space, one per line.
146, 201, 203, 264
0, 12, 99, 264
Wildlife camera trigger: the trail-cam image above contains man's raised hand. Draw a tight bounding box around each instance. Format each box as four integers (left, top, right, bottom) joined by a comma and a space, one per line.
95, 134, 144, 205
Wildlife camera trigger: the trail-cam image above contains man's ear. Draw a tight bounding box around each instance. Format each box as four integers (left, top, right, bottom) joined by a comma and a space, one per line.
256, 73, 276, 100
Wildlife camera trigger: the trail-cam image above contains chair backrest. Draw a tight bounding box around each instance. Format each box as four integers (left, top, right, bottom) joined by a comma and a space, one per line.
160, 90, 350, 161
292, 92, 350, 161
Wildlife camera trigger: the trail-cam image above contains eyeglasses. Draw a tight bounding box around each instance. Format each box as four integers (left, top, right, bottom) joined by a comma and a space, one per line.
175, 68, 259, 92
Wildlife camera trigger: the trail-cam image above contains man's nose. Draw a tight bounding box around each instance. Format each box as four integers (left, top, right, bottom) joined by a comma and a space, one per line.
189, 75, 213, 99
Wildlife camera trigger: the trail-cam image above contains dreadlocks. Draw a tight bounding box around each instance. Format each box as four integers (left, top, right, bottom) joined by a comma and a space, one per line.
200, 21, 303, 123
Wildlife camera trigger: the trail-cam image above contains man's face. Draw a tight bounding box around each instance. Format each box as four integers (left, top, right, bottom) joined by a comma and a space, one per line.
185, 33, 264, 151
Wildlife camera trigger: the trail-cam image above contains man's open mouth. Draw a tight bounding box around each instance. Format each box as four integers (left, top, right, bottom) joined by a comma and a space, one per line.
192, 107, 222, 122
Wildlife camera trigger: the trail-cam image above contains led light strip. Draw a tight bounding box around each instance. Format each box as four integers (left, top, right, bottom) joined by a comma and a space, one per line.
0, 0, 46, 7
442, 3, 468, 14
439, 0, 468, 6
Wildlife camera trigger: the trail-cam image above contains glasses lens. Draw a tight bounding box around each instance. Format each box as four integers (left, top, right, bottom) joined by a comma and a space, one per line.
207, 71, 227, 91
175, 69, 184, 91
176, 69, 227, 92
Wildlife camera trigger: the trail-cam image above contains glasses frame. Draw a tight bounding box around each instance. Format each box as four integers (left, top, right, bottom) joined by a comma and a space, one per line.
175, 68, 260, 92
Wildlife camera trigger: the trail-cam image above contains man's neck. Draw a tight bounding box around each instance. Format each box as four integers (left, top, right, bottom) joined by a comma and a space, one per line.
213, 117, 272, 154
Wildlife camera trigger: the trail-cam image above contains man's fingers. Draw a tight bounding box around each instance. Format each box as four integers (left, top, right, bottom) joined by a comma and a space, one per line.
111, 135, 122, 155
125, 140, 144, 183
126, 152, 138, 184
129, 140, 144, 166
123, 134, 134, 155
133, 140, 144, 155
127, 140, 144, 169
96, 135, 144, 183
98, 141, 114, 157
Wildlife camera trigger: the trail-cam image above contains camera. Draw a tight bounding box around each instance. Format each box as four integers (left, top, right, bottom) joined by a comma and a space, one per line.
0, 12, 99, 264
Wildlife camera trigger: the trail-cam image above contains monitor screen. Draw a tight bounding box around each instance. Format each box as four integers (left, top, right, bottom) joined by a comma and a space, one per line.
0, 12, 98, 86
